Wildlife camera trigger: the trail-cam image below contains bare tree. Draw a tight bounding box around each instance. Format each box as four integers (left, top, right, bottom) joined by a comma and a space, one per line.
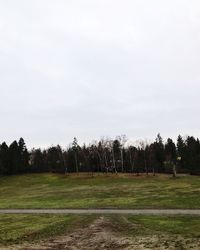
93, 140, 104, 173
107, 138, 117, 174
116, 135, 127, 173
72, 137, 79, 174
100, 137, 109, 173
138, 140, 149, 175
149, 144, 156, 176
128, 145, 137, 173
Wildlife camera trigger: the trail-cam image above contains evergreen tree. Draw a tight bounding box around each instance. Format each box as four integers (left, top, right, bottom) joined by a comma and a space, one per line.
72, 137, 79, 173
165, 138, 177, 177
165, 138, 176, 162
8, 141, 20, 174
186, 136, 200, 174
47, 145, 64, 173
30, 148, 45, 172
177, 135, 186, 170
0, 142, 9, 175
18, 138, 29, 173
154, 134, 165, 172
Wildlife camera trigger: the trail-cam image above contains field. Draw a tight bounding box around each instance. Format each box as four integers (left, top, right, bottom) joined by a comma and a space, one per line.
0, 173, 200, 209
0, 173, 200, 249
1, 214, 200, 249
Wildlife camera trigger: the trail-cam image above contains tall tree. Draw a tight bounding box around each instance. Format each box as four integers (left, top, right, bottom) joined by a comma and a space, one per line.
177, 135, 186, 170
72, 137, 79, 173
154, 134, 165, 172
128, 146, 137, 173
116, 135, 127, 172
0, 142, 9, 175
47, 145, 64, 173
165, 138, 177, 177
18, 138, 29, 173
30, 148, 45, 172
8, 141, 20, 174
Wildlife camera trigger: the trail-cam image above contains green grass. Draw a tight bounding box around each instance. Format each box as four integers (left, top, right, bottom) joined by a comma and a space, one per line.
0, 214, 95, 245
0, 173, 200, 208
126, 215, 200, 237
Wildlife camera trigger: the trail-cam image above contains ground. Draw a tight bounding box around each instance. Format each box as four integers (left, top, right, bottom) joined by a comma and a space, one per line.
0, 173, 200, 249
0, 173, 200, 209
1, 215, 200, 249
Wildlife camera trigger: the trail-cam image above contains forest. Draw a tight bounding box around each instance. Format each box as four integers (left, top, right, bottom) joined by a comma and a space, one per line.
0, 134, 200, 175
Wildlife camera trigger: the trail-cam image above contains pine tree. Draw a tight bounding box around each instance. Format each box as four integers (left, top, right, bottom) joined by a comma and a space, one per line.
18, 138, 29, 173
0, 142, 9, 175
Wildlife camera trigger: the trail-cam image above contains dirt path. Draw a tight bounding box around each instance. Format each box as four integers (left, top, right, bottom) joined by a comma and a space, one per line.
0, 209, 200, 215
3, 216, 200, 250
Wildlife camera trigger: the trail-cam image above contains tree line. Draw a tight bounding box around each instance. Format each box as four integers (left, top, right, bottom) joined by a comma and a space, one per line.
0, 134, 200, 176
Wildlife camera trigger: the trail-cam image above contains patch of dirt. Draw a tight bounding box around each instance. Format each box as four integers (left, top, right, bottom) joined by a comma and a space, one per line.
2, 217, 200, 250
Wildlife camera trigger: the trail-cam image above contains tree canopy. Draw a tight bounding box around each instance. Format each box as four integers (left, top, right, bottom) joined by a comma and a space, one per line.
0, 135, 200, 175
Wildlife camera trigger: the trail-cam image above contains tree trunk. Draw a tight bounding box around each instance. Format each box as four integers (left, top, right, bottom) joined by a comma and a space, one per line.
104, 153, 108, 174
97, 152, 102, 172
172, 163, 177, 178
129, 151, 133, 173
145, 159, 148, 175
112, 147, 117, 174
121, 149, 124, 173
75, 153, 78, 174
152, 167, 155, 176
144, 151, 148, 175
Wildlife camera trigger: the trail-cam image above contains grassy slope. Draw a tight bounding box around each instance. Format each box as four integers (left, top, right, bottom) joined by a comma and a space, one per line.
0, 173, 200, 209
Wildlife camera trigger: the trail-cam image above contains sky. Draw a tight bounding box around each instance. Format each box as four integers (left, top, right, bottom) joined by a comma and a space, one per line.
0, 0, 200, 148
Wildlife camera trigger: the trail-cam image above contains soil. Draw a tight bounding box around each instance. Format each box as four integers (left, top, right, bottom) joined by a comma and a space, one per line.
2, 217, 200, 250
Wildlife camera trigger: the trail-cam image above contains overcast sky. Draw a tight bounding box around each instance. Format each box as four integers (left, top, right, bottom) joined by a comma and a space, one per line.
0, 0, 200, 148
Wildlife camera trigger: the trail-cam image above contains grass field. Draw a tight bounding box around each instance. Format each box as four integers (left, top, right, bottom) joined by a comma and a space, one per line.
0, 173, 200, 209
0, 173, 200, 249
